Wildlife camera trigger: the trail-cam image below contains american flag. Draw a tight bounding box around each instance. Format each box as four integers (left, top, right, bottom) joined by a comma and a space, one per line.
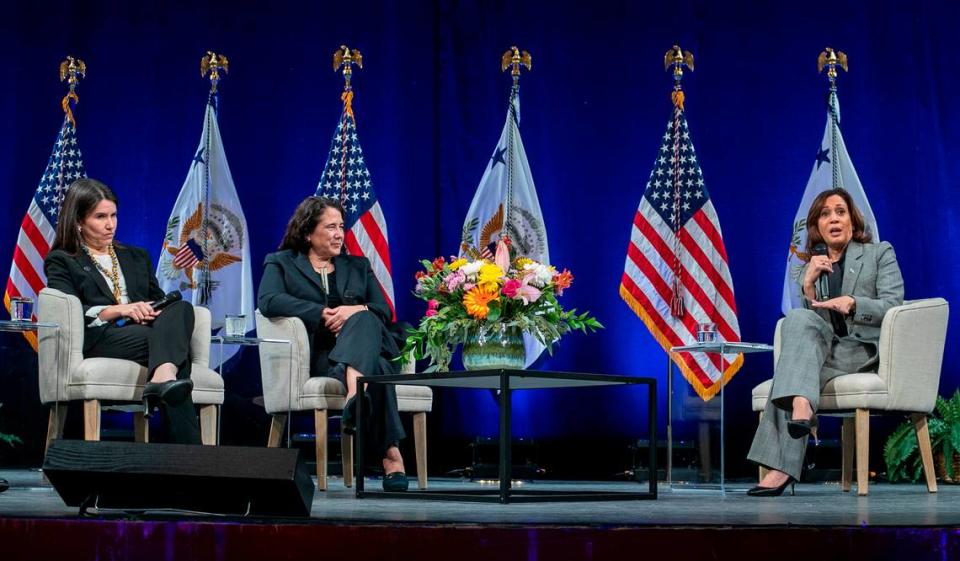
315, 94, 395, 320
619, 103, 741, 400
4, 116, 86, 349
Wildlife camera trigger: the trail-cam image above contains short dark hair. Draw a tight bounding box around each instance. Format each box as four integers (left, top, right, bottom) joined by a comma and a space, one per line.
278, 196, 346, 254
52, 178, 119, 255
804, 188, 872, 255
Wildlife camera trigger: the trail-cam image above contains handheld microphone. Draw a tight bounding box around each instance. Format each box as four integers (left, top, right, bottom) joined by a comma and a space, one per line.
115, 291, 182, 327
811, 243, 829, 301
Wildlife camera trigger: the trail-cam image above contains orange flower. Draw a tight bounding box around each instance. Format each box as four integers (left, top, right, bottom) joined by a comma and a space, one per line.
463, 284, 499, 319
553, 269, 574, 295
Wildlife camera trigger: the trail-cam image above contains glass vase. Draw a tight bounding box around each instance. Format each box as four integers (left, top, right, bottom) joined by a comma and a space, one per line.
461, 324, 526, 371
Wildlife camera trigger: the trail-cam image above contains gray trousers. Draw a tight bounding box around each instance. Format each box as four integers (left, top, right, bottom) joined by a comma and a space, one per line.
747, 309, 875, 479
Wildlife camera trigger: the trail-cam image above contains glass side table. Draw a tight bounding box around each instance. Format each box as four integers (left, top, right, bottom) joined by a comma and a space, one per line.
668, 341, 774, 493
209, 335, 293, 446
0, 320, 62, 452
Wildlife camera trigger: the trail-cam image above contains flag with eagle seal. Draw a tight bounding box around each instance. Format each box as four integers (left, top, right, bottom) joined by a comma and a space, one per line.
157, 95, 254, 367
460, 90, 549, 367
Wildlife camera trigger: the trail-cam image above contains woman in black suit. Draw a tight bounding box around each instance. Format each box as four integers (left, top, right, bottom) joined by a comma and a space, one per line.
44, 178, 201, 444
258, 196, 408, 491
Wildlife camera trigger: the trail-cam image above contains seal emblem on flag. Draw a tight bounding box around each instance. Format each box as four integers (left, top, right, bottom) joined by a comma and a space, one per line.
159, 202, 243, 290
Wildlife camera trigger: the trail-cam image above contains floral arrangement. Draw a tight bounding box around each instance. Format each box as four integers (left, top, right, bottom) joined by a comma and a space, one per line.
400, 238, 602, 372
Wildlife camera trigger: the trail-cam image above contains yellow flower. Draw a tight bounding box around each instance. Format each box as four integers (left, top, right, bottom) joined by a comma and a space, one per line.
477, 263, 504, 291
463, 284, 499, 319
449, 258, 468, 271
513, 257, 534, 270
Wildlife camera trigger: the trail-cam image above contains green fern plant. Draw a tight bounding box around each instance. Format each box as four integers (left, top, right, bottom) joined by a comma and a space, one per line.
884, 389, 960, 482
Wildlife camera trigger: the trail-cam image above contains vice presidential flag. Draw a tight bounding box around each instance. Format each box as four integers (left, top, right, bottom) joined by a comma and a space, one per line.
316, 92, 396, 320
620, 100, 742, 400
157, 94, 254, 367
5, 110, 86, 350
460, 89, 549, 367
781, 90, 879, 314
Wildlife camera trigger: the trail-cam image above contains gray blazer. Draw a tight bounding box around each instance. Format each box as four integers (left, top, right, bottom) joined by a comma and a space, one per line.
802, 240, 905, 345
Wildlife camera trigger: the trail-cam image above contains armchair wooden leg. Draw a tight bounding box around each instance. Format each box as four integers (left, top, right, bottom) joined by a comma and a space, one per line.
342, 432, 354, 488
134, 412, 150, 443
267, 414, 287, 448
855, 408, 870, 496
912, 413, 938, 493
83, 400, 101, 441
841, 417, 855, 492
413, 412, 428, 490
314, 410, 328, 491
45, 403, 67, 456
200, 405, 218, 445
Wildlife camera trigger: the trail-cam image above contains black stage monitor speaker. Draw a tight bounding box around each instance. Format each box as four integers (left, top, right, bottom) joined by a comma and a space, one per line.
43, 440, 315, 517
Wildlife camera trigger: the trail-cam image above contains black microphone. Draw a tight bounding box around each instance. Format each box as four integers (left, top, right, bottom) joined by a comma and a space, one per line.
811, 243, 829, 301
115, 291, 182, 327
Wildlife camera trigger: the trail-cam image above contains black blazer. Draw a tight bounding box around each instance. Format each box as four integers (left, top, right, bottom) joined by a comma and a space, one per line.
257, 249, 391, 334
44, 244, 164, 353
257, 250, 394, 376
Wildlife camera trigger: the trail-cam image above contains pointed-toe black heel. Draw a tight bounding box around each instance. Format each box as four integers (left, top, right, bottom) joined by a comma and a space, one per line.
746, 477, 796, 497
142, 383, 163, 418
341, 393, 371, 435
143, 379, 194, 415
159, 379, 193, 406
787, 416, 819, 439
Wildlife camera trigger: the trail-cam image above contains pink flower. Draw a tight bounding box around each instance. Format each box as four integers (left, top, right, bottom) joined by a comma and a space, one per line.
428, 299, 439, 310
516, 284, 541, 304
462, 282, 475, 292
445, 270, 466, 292
501, 278, 521, 298
425, 308, 438, 317
494, 238, 511, 273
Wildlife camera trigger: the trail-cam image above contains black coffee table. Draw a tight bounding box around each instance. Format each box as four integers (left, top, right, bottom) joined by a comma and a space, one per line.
355, 369, 657, 503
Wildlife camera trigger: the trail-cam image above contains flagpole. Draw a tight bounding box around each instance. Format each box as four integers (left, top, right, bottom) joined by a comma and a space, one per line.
333, 45, 363, 206
500, 46, 531, 243
57, 56, 86, 193
818, 47, 848, 190
199, 52, 229, 304
663, 45, 694, 319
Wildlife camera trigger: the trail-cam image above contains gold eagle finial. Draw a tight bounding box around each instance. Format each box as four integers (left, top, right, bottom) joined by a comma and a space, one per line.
59, 56, 86, 89
817, 47, 848, 87
663, 45, 694, 82
334, 45, 363, 91
501, 46, 532, 87
200, 51, 229, 92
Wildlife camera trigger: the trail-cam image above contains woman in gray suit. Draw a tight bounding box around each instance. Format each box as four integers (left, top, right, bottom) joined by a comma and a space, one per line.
747, 188, 904, 496
258, 196, 409, 491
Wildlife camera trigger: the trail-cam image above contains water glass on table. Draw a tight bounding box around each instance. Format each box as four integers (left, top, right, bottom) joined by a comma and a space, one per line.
10, 297, 34, 322
224, 314, 246, 338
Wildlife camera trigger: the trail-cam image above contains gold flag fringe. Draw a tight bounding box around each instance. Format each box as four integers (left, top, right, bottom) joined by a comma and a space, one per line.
620, 284, 743, 401
341, 90, 354, 119
61, 91, 79, 127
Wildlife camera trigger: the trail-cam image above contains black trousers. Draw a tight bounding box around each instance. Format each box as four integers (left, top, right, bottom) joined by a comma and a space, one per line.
85, 300, 202, 445
322, 311, 405, 459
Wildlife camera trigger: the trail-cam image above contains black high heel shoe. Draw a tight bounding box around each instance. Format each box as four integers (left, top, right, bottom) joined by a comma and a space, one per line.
787, 415, 819, 439
142, 379, 194, 416
746, 476, 797, 497
341, 393, 371, 435
142, 383, 162, 418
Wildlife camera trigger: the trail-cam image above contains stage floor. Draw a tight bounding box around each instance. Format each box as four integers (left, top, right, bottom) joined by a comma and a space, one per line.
1, 468, 958, 527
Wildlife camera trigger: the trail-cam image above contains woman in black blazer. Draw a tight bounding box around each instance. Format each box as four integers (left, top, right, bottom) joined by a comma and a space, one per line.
43, 178, 200, 444
258, 196, 408, 491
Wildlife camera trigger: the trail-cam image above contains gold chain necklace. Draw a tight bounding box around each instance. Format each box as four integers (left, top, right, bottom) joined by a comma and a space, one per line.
82, 243, 122, 303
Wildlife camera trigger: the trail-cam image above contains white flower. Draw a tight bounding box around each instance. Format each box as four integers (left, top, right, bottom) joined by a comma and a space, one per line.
459, 260, 484, 278
523, 263, 555, 288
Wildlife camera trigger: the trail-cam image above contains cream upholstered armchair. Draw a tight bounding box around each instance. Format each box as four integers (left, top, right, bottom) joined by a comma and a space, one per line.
37, 287, 225, 450
752, 298, 949, 495
255, 310, 432, 491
